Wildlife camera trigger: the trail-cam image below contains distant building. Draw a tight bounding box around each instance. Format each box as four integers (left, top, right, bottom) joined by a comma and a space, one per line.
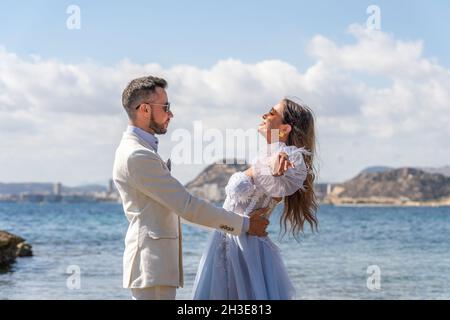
44, 194, 62, 203
20, 193, 45, 203
53, 182, 62, 196
327, 183, 332, 195
108, 179, 115, 194
63, 194, 97, 203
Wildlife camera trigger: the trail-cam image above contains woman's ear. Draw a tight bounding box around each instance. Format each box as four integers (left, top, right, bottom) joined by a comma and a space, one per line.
281, 124, 292, 136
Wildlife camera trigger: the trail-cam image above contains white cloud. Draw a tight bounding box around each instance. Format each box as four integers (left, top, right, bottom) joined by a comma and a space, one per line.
0, 24, 449, 185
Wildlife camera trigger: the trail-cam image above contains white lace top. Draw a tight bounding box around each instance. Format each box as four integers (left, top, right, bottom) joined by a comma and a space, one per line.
223, 142, 311, 219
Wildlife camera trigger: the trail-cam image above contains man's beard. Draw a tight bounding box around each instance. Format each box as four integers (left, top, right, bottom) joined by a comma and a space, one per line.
148, 110, 167, 134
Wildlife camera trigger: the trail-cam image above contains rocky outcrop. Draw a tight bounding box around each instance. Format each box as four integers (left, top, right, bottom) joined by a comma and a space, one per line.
0, 231, 33, 269
325, 167, 450, 206
421, 166, 450, 177
185, 160, 249, 203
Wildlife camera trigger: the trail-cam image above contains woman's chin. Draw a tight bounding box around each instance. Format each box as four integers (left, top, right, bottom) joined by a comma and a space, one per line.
257, 128, 269, 141
257, 127, 265, 135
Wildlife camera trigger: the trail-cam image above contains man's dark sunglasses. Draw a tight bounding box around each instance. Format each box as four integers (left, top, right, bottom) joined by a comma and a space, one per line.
136, 101, 171, 113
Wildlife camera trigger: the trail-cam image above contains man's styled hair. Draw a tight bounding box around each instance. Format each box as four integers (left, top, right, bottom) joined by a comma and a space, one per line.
122, 76, 167, 119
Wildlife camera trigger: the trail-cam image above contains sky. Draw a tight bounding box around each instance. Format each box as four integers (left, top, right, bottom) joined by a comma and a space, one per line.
0, 0, 449, 186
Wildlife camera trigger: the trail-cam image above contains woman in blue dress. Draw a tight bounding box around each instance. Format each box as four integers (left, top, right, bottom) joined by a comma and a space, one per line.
192, 98, 319, 300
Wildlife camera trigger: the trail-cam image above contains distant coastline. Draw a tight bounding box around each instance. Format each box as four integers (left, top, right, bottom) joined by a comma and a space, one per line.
322, 196, 450, 207
1, 165, 450, 207
0, 181, 120, 204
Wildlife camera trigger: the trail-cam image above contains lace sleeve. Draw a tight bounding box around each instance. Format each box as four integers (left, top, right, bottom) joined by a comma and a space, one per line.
225, 172, 255, 204
252, 145, 310, 197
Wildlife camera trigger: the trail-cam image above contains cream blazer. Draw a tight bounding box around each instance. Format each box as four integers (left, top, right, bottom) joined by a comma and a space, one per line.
113, 131, 244, 288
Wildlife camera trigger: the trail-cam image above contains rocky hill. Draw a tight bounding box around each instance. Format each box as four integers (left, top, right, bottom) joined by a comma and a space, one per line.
185, 160, 249, 203
420, 166, 450, 177
326, 167, 450, 205
359, 165, 450, 177
360, 166, 393, 174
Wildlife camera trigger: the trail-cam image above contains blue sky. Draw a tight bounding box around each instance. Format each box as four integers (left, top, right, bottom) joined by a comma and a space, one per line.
1, 0, 449, 69
0, 1, 449, 186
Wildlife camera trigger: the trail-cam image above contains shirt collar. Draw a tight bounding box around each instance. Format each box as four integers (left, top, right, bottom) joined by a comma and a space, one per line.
126, 125, 159, 152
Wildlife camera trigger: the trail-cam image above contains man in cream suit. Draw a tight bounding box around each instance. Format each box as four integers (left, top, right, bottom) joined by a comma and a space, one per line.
113, 76, 269, 300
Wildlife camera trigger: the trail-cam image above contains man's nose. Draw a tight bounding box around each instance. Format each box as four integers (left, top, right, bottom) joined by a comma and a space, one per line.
168, 111, 174, 118
262, 114, 267, 120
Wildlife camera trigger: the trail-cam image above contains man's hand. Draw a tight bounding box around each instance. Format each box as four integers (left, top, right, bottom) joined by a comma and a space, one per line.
247, 207, 270, 237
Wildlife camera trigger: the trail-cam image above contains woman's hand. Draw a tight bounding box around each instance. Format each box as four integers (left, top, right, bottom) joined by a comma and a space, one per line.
271, 152, 295, 176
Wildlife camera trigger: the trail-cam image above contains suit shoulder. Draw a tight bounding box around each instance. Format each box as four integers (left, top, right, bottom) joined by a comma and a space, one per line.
117, 138, 158, 159
126, 147, 161, 169
129, 147, 159, 159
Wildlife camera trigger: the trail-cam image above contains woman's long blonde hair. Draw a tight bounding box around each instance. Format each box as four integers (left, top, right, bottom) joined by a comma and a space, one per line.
280, 98, 318, 239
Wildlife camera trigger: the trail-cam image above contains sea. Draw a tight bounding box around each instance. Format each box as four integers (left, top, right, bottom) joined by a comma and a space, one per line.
1, 202, 450, 300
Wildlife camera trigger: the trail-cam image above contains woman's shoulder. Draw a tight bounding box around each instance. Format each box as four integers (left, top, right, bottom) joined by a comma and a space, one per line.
225, 171, 254, 197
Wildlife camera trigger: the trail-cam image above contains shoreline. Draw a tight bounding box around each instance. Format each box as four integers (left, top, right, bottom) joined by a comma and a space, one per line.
322, 197, 450, 208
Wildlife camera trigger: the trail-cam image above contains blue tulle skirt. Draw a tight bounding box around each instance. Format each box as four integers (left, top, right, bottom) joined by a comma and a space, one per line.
192, 230, 296, 300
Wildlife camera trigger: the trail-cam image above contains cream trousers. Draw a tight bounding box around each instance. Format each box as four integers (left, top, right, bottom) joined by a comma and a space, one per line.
131, 286, 176, 300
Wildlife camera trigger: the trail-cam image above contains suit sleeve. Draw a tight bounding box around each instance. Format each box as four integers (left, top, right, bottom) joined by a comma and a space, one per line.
127, 149, 244, 236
